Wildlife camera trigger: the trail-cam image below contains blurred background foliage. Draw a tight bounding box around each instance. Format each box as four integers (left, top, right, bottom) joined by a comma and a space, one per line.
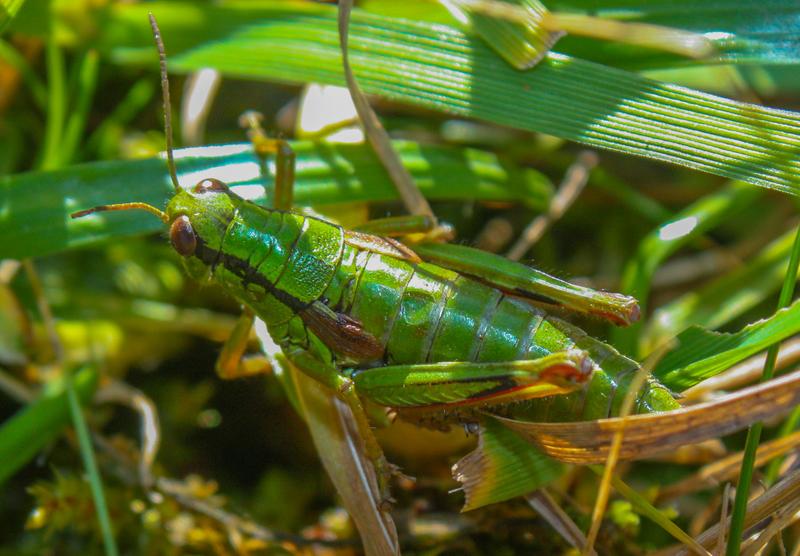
1, 0, 800, 554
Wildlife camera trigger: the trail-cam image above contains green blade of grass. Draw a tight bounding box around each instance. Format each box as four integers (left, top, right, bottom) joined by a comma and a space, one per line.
60, 49, 99, 166
0, 140, 550, 259
66, 372, 118, 556
40, 38, 65, 171
0, 367, 98, 485
642, 227, 800, 352
653, 296, 800, 392
443, 0, 713, 69
613, 182, 761, 356
163, 6, 800, 196
726, 223, 800, 556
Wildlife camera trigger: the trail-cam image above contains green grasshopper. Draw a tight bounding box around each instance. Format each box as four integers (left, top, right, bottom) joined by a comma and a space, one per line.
72, 15, 681, 503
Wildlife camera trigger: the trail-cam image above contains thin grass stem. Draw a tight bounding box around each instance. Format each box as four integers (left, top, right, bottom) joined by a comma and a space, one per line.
588, 467, 711, 556
60, 50, 99, 165
726, 223, 800, 556
40, 38, 66, 171
67, 374, 119, 556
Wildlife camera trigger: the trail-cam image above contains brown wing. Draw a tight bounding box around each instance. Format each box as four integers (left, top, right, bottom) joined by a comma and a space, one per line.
299, 301, 384, 361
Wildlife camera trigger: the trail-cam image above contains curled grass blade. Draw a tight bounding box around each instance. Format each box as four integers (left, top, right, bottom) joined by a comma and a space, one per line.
107, 2, 800, 69
497, 366, 800, 464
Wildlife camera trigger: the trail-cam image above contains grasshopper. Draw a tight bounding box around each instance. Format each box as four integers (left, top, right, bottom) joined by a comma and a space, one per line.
72, 15, 681, 505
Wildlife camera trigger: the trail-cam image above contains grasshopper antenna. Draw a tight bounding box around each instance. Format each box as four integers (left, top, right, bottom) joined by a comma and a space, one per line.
70, 14, 179, 223
149, 12, 181, 193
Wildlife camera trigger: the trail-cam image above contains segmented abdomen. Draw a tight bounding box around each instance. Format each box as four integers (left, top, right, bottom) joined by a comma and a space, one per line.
326, 247, 679, 420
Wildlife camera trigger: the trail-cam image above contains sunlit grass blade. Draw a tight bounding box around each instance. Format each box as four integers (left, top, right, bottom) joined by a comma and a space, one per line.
166, 7, 800, 196
66, 372, 118, 556
654, 298, 800, 391
546, 13, 713, 60
443, 0, 711, 67
0, 140, 550, 259
0, 367, 98, 485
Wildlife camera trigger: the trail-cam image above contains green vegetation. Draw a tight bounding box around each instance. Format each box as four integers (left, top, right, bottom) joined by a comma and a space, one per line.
1, 1, 800, 554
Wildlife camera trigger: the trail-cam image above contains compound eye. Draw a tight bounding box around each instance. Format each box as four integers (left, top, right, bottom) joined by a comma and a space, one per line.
170, 215, 197, 257
193, 178, 228, 194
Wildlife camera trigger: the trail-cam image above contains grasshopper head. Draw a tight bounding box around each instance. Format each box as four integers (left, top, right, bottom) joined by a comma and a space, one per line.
72, 16, 245, 283
164, 178, 240, 281
70, 177, 241, 282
